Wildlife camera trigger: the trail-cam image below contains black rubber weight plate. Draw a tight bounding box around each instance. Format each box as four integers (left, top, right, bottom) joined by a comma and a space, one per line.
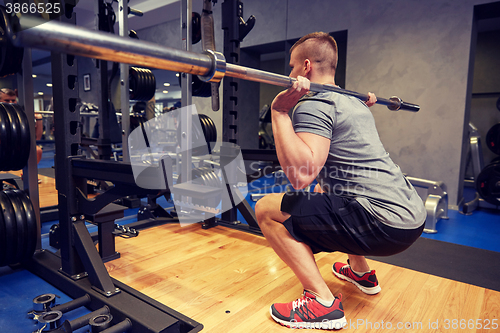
200, 115, 213, 143
148, 70, 156, 100
202, 115, 215, 152
129, 67, 139, 100
11, 104, 31, 170
207, 116, 216, 142
486, 123, 500, 155
198, 115, 209, 143
5, 189, 27, 265
135, 68, 146, 100
199, 114, 216, 152
0, 104, 13, 171
0, 191, 17, 266
15, 189, 36, 263
476, 163, 500, 205
207, 116, 217, 143
2, 104, 22, 171
0, 194, 7, 267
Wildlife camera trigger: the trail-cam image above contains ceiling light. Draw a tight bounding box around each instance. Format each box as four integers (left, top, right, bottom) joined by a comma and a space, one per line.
163, 83, 170, 86
162, 90, 169, 94
32, 74, 37, 78
46, 83, 52, 87
175, 73, 179, 77
37, 92, 44, 95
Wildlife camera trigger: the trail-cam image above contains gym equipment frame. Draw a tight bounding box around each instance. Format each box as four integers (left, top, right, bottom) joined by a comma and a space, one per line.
1, 2, 202, 332
406, 176, 449, 234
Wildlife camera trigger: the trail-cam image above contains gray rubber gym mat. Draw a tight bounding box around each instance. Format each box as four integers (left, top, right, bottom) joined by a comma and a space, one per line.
368, 237, 500, 292
38, 167, 55, 178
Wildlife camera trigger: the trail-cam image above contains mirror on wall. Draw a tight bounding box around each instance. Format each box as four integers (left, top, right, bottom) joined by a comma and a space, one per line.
461, 5, 500, 212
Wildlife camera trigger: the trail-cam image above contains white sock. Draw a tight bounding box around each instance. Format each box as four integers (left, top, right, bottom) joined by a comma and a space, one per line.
351, 268, 370, 277
315, 296, 334, 307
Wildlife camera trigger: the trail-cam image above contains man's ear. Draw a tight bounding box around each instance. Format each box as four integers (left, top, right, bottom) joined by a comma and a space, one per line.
304, 59, 311, 76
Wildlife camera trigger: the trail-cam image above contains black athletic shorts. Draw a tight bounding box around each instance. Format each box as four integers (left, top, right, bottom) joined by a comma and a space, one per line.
281, 191, 424, 255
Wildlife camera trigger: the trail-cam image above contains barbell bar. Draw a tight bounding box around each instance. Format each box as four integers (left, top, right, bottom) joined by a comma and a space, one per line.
4, 10, 419, 112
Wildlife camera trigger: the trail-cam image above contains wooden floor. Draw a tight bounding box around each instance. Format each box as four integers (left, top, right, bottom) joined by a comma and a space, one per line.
1, 169, 58, 208
4, 170, 500, 332
105, 222, 500, 333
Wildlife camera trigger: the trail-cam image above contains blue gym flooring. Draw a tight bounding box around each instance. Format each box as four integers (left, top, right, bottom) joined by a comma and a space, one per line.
1, 149, 500, 332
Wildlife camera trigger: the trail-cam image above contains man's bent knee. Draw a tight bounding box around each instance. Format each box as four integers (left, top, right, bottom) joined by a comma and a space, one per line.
255, 193, 288, 226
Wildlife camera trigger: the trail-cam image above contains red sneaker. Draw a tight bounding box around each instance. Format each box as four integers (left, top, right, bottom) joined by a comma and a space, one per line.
332, 260, 381, 295
270, 290, 346, 329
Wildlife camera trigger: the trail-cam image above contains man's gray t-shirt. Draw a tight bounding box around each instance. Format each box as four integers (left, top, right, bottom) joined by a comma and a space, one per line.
291, 91, 426, 229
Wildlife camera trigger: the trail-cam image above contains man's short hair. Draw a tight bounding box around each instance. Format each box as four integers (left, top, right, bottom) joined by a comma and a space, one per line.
0, 88, 17, 103
290, 32, 338, 74
0, 88, 16, 96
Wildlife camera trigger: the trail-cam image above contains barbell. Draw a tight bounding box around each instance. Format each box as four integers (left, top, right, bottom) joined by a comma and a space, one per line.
2, 10, 420, 112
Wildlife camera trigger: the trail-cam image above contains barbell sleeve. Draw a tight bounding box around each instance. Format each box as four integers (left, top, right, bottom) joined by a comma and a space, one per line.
6, 11, 419, 112
312, 83, 420, 112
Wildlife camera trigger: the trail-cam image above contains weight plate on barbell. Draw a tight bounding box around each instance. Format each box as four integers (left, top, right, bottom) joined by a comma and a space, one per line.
5, 189, 27, 265
0, 191, 17, 266
476, 162, 500, 206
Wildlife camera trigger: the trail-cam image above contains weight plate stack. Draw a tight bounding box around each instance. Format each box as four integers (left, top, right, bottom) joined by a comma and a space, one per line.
129, 67, 156, 101
198, 114, 217, 153
0, 189, 37, 267
176, 114, 217, 156
177, 166, 222, 207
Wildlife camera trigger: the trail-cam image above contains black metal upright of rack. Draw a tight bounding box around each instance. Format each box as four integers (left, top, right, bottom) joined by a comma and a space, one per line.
220, 0, 244, 226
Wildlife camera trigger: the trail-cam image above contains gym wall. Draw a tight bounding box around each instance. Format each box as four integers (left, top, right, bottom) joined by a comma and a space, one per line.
78, 57, 100, 107
137, 0, 497, 207
240, 0, 498, 208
